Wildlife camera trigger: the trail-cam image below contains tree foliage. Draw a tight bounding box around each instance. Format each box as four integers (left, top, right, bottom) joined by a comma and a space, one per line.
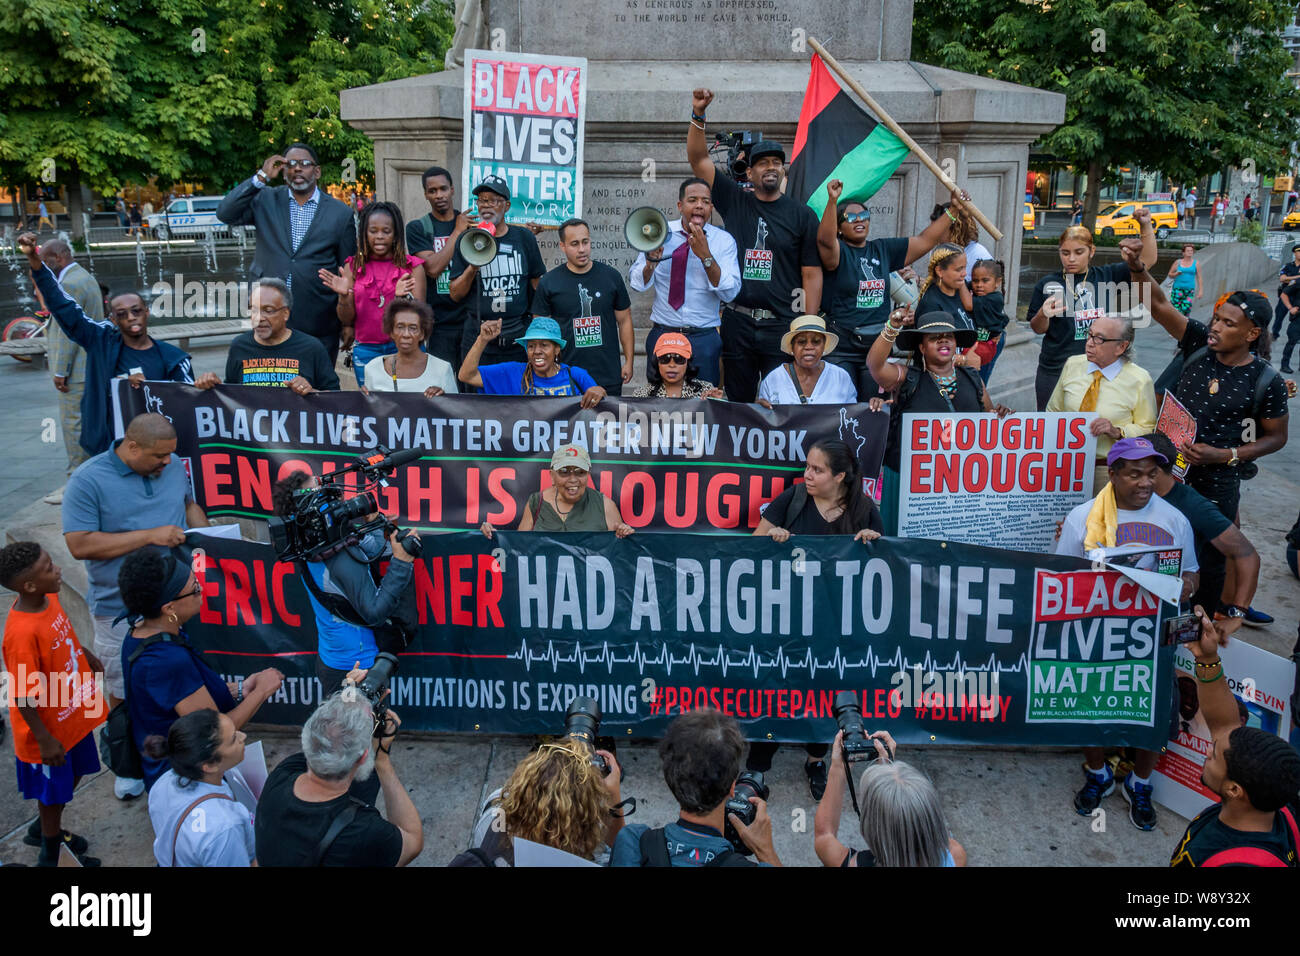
913, 0, 1300, 216
0, 0, 454, 196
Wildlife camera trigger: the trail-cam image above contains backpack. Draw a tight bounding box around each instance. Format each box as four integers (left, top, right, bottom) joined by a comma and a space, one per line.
1154, 346, 1279, 418
1201, 806, 1299, 867
98, 633, 171, 779
637, 827, 755, 867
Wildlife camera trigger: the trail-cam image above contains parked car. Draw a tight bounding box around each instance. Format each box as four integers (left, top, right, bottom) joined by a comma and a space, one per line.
1093, 200, 1177, 240
146, 196, 249, 239
1023, 202, 1035, 232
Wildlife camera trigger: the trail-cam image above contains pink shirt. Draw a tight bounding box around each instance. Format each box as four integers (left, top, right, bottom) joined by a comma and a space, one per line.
350, 254, 420, 344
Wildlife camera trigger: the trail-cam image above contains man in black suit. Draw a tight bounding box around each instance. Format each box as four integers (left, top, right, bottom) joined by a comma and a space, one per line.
217, 143, 356, 364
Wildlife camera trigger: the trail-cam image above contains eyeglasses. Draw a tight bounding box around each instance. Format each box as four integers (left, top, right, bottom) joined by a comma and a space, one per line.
555, 467, 587, 477
658, 354, 688, 365
1085, 333, 1124, 345
842, 211, 871, 223
284, 159, 316, 169
174, 585, 203, 600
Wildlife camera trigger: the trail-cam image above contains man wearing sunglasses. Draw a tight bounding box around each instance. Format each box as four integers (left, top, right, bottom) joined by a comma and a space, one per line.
18, 233, 195, 461
218, 143, 357, 365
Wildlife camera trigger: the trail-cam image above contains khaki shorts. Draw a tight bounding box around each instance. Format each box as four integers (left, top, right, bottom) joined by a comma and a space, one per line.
93, 615, 130, 700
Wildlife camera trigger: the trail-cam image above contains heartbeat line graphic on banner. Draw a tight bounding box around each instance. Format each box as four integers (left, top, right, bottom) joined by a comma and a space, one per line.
506, 639, 1031, 680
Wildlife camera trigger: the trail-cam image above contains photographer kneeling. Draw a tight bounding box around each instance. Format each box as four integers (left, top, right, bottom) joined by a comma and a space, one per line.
610, 709, 782, 867
814, 725, 967, 867
272, 471, 419, 693
254, 679, 423, 867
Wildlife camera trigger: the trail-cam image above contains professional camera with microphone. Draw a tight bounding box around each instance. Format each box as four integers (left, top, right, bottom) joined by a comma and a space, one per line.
711, 129, 763, 184
723, 770, 769, 854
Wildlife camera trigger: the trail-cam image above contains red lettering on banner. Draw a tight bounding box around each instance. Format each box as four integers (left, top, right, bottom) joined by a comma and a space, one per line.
678, 686, 691, 711
464, 467, 479, 525
271, 562, 301, 627
222, 559, 256, 626
475, 555, 504, 628
199, 567, 221, 624
1023, 418, 1044, 447
237, 457, 272, 512
662, 687, 677, 712
662, 471, 699, 527
710, 687, 721, 710
790, 689, 802, 716
910, 455, 931, 493
1034, 569, 1157, 620
1069, 417, 1089, 448
887, 688, 902, 719
415, 558, 446, 626
910, 419, 929, 451
873, 688, 888, 718
803, 693, 818, 718
705, 472, 741, 527
408, 466, 443, 524
777, 688, 788, 718
1019, 453, 1044, 492
747, 475, 790, 527
1045, 452, 1071, 492
933, 454, 959, 493
203, 454, 235, 507
991, 453, 1015, 493
963, 453, 988, 492
819, 689, 834, 718
620, 471, 655, 526
723, 687, 734, 714
449, 554, 474, 627
978, 418, 998, 450
252, 558, 271, 624
484, 467, 516, 525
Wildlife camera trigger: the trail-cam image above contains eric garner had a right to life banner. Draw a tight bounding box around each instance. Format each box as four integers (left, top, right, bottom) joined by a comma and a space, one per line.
897, 412, 1098, 552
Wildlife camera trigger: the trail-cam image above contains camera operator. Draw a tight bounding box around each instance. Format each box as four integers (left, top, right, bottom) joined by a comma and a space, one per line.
271, 472, 419, 692
610, 709, 782, 867
814, 729, 967, 867
254, 680, 423, 866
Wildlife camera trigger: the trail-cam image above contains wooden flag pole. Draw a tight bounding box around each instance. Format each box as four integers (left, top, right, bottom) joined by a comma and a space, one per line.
808, 37, 1004, 242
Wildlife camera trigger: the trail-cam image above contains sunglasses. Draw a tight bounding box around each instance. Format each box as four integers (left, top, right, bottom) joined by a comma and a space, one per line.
658, 354, 688, 365
284, 159, 316, 169
842, 211, 871, 223
555, 466, 587, 477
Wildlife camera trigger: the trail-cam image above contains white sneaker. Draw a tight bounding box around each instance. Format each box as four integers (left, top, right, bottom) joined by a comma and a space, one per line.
43, 486, 65, 505
113, 776, 145, 800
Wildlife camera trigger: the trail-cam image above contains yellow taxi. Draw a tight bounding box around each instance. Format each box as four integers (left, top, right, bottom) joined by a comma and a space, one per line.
1283, 206, 1300, 230
1093, 200, 1177, 240
1023, 202, 1035, 232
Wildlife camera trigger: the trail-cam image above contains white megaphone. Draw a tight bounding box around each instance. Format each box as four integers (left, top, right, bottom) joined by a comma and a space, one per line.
624, 207, 669, 252
458, 221, 498, 267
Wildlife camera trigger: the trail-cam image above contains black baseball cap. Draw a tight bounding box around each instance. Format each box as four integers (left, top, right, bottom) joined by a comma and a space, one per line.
748, 140, 786, 165
473, 175, 511, 200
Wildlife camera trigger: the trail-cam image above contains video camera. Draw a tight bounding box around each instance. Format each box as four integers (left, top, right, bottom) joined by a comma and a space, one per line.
711, 130, 763, 184
268, 446, 424, 563
833, 691, 884, 764
563, 696, 612, 776
723, 770, 769, 855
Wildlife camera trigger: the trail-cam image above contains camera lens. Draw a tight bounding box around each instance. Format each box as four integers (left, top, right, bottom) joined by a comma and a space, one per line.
564, 695, 601, 744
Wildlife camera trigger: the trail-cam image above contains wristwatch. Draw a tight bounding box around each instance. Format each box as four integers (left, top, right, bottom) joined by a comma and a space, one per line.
1226, 448, 1240, 467
254, 169, 268, 183
1224, 605, 1247, 620
702, 256, 715, 268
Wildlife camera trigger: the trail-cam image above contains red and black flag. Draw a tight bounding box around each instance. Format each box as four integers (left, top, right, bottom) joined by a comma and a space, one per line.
787, 53, 910, 213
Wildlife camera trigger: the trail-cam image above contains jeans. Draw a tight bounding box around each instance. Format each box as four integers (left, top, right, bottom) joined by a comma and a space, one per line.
351, 341, 397, 388
645, 325, 722, 386
720, 307, 787, 403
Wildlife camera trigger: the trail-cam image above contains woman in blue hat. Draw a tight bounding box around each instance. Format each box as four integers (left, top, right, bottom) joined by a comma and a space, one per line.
459, 315, 606, 407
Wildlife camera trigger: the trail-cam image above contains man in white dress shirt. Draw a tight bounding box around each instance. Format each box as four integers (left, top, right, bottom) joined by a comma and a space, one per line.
629, 178, 741, 386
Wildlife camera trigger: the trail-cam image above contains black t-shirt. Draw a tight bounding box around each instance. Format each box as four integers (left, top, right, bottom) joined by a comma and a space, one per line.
115, 342, 169, 380
1170, 800, 1298, 868
761, 485, 884, 535
254, 753, 404, 867
971, 291, 1010, 340
1161, 480, 1232, 547
448, 224, 546, 339
535, 261, 632, 392
1027, 261, 1135, 375
886, 367, 985, 471
825, 237, 909, 338
406, 212, 469, 330
224, 330, 341, 390
1172, 320, 1289, 448
916, 285, 972, 328
711, 171, 820, 318
1280, 262, 1300, 303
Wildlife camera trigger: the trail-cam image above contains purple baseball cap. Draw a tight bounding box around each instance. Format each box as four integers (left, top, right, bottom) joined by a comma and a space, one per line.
1107, 436, 1168, 467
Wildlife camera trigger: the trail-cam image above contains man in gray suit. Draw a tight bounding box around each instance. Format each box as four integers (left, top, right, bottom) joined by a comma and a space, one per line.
38, 238, 101, 504
217, 143, 356, 365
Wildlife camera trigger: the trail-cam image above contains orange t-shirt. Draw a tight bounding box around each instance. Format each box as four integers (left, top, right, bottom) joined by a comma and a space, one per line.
3, 595, 105, 763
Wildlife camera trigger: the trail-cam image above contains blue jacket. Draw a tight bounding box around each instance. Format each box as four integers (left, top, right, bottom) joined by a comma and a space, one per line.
33, 264, 193, 456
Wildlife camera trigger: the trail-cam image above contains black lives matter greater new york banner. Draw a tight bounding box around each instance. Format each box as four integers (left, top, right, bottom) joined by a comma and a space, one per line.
117, 383, 887, 532
179, 532, 1173, 748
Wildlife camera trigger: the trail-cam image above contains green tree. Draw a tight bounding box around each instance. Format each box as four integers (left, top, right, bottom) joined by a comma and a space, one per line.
0, 0, 452, 232
913, 0, 1300, 228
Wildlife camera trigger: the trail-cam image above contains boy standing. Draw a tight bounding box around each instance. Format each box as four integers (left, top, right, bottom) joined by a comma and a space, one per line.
1, 542, 106, 865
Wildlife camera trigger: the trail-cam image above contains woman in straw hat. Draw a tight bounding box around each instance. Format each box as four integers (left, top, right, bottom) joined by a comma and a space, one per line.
867, 308, 1014, 534
756, 315, 857, 407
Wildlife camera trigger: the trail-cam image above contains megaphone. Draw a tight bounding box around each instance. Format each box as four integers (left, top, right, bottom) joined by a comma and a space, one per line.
458, 224, 498, 267
625, 207, 669, 252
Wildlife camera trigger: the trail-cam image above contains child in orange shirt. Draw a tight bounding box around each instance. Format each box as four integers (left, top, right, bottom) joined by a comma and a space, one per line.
1, 542, 106, 865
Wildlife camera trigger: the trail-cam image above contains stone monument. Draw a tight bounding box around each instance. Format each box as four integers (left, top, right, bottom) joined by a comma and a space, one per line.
341, 0, 1064, 316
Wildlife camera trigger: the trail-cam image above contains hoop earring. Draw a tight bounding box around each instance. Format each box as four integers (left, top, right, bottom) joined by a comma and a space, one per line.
168, 612, 179, 625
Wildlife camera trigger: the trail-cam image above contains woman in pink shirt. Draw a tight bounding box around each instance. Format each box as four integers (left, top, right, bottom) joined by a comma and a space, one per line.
320, 201, 426, 388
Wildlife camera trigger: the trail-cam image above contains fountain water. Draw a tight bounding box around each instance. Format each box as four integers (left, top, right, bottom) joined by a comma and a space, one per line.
202, 229, 218, 273
80, 212, 96, 273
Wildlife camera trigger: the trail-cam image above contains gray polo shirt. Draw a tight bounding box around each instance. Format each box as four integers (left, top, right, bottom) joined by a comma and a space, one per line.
62, 441, 194, 618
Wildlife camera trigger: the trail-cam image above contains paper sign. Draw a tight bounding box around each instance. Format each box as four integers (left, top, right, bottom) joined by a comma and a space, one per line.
512, 837, 599, 867
1156, 392, 1196, 481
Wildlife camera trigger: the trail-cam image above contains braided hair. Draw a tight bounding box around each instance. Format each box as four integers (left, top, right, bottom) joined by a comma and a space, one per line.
919, 243, 963, 296
354, 201, 409, 280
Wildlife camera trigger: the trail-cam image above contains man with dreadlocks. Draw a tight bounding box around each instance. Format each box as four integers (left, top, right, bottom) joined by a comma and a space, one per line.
1121, 239, 1289, 626
459, 316, 605, 408
318, 200, 426, 389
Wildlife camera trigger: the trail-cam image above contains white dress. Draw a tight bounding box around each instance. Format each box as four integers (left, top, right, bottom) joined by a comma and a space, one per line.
363, 353, 458, 394
757, 362, 858, 405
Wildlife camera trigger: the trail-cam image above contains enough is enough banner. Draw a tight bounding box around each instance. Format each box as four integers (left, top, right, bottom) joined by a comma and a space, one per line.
181, 531, 1172, 748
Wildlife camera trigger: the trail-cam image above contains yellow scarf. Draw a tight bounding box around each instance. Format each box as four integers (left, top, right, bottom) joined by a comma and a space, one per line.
1083, 481, 1118, 551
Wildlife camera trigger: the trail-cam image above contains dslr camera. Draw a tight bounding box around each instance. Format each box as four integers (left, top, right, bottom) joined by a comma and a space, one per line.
833, 691, 884, 764
564, 696, 611, 776
268, 446, 423, 562
711, 129, 763, 183
723, 770, 769, 855
357, 651, 399, 732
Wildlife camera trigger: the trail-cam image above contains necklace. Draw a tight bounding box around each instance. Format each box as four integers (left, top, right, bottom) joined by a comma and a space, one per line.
929, 368, 958, 400
553, 490, 576, 519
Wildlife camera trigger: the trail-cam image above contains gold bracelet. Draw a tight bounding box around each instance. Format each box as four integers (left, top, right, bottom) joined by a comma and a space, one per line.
881, 327, 899, 343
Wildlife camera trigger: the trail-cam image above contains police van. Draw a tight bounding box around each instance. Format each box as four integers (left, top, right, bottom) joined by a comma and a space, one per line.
146, 196, 249, 239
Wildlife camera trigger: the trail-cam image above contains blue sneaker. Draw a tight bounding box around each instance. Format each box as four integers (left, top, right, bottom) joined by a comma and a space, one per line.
1122, 777, 1157, 831
1074, 766, 1114, 815
1243, 606, 1274, 627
